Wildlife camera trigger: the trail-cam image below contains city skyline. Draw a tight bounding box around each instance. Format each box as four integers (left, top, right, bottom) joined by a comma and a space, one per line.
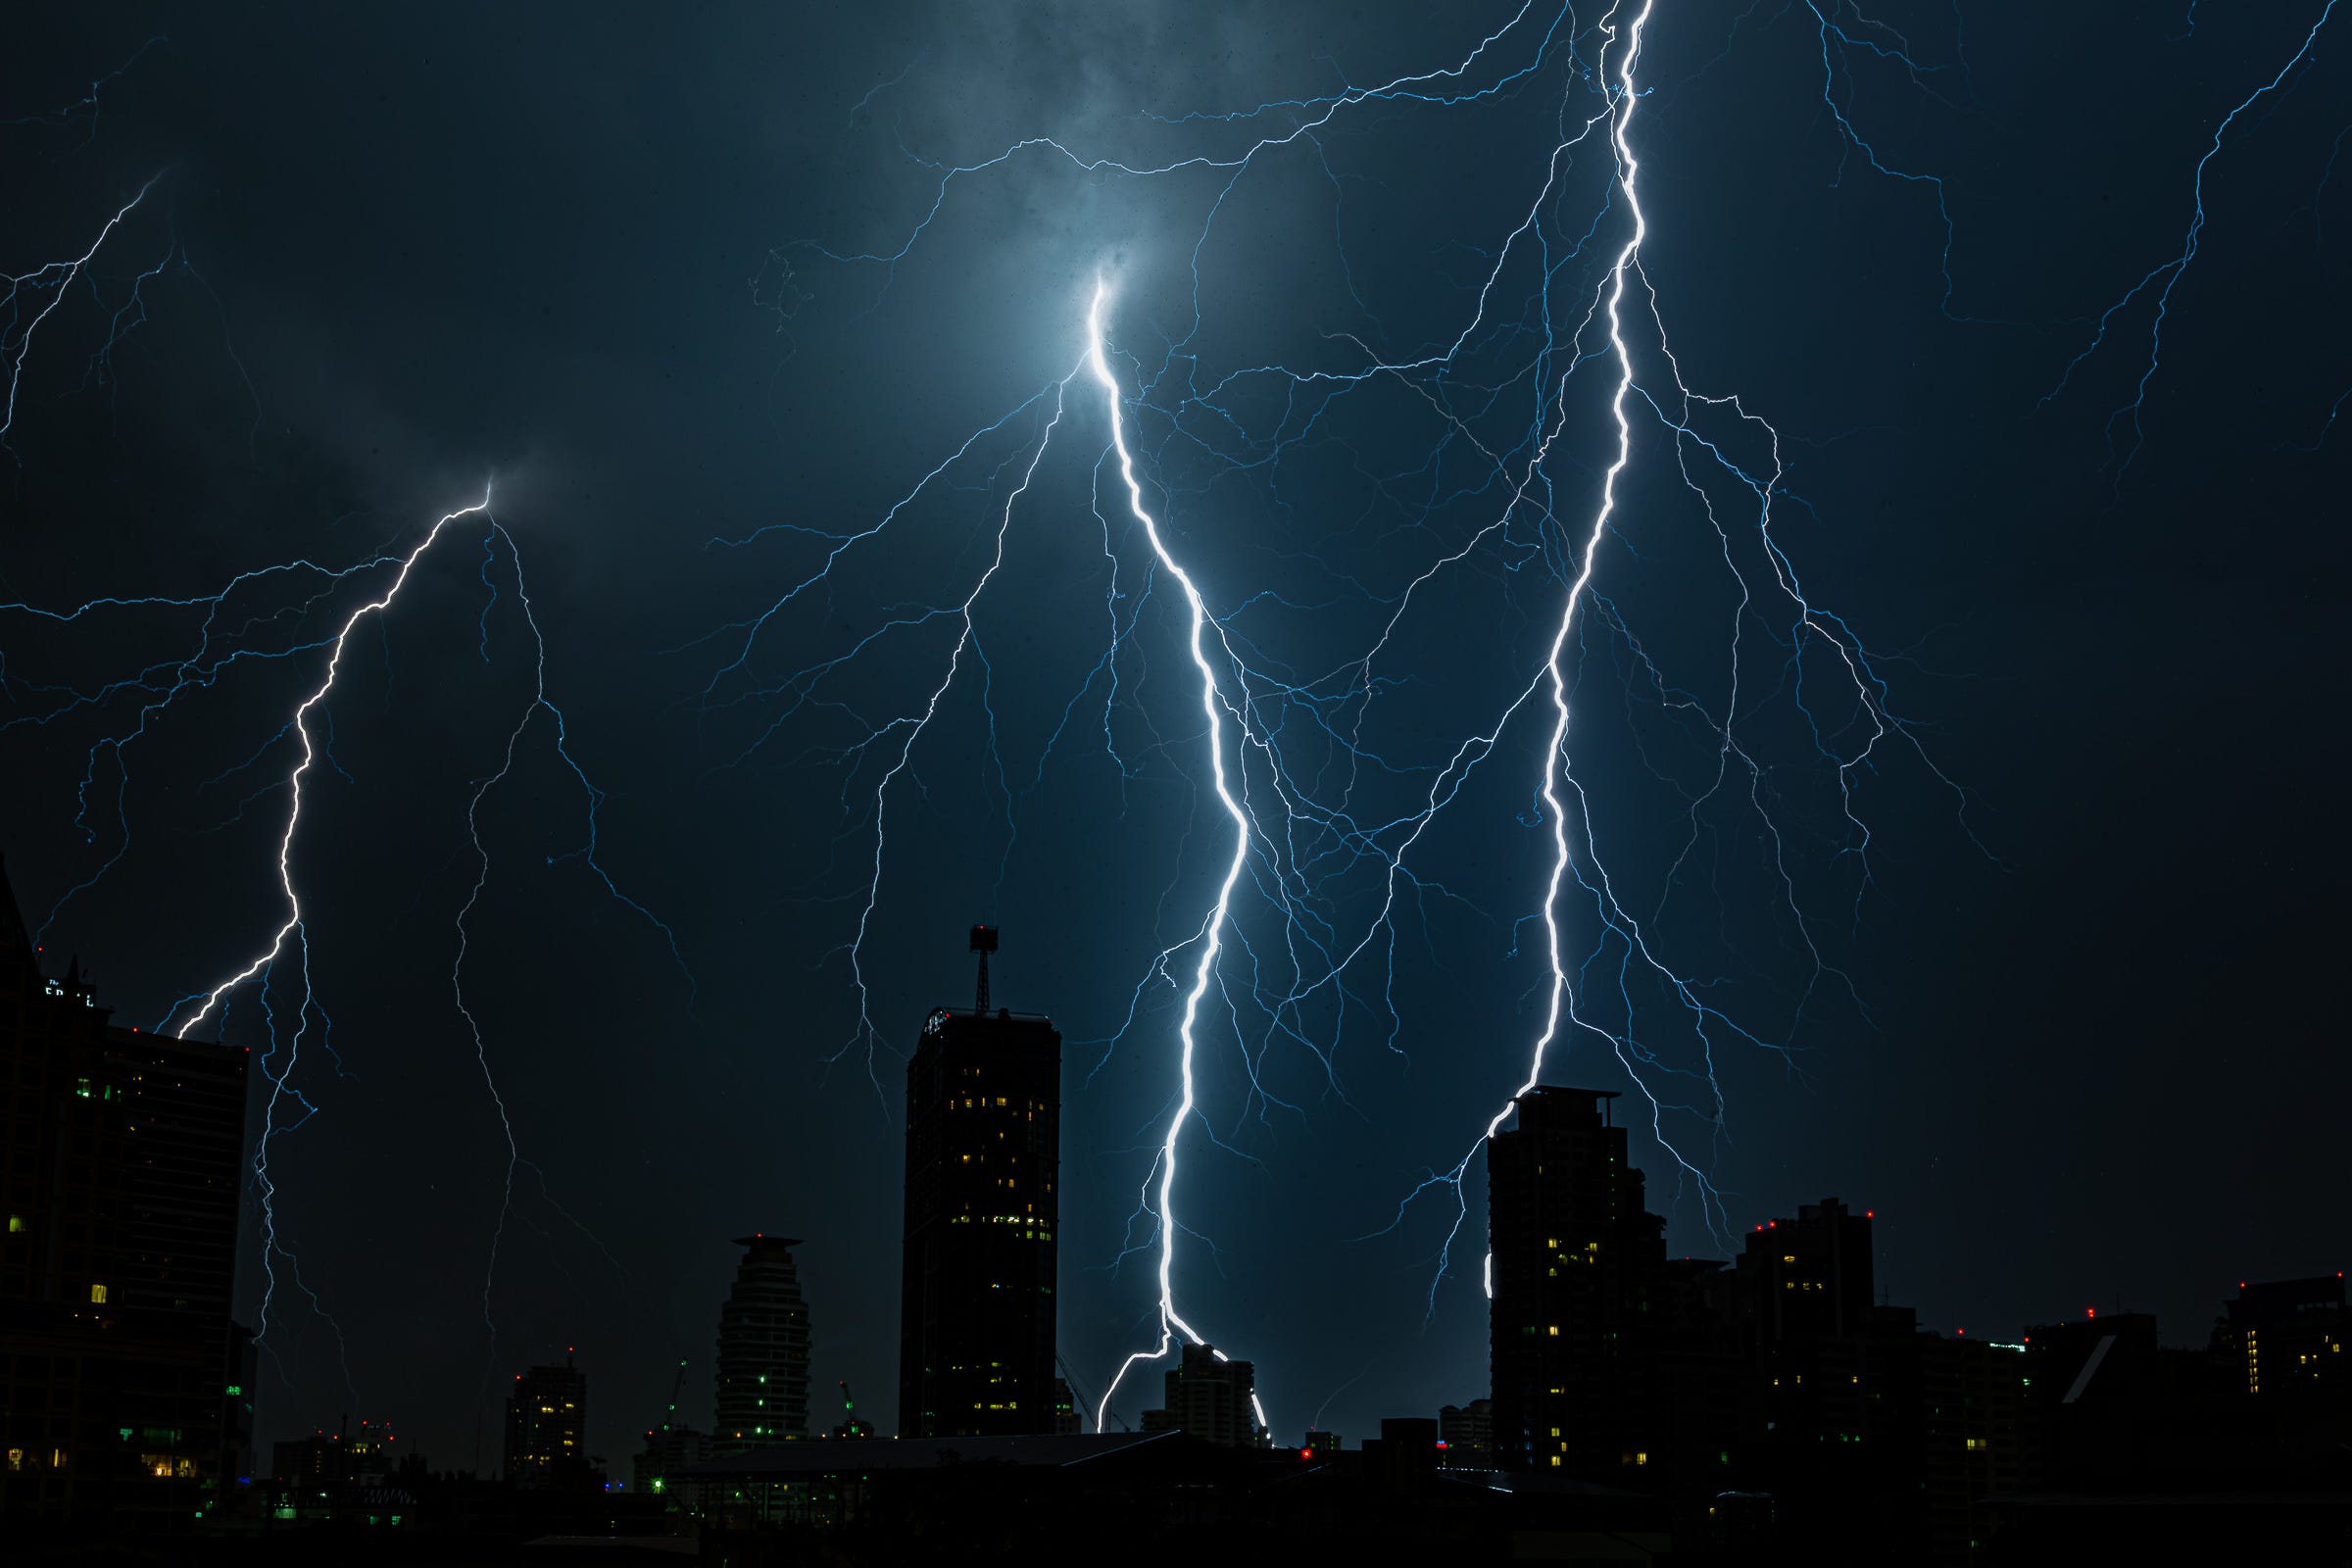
4, 0, 2346, 1498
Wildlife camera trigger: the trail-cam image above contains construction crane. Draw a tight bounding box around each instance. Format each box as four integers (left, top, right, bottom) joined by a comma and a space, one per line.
1058, 1353, 1118, 1432
831, 1379, 873, 1439
652, 1358, 686, 1434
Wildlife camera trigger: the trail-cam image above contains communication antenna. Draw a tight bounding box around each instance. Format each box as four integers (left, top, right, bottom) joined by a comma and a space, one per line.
969, 924, 999, 1011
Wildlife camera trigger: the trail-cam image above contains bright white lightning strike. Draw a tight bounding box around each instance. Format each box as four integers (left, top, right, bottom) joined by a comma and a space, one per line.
167, 487, 495, 1040
1472, 0, 1656, 1299
1085, 281, 1262, 1436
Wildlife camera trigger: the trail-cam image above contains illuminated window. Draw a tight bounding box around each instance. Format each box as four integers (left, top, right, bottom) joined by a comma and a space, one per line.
7, 1215, 21, 1233
1547, 1326, 1559, 1337
1549, 1456, 1562, 1468
90, 1283, 109, 1304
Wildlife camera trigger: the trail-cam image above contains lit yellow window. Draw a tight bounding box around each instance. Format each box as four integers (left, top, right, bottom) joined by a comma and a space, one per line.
89, 1283, 108, 1304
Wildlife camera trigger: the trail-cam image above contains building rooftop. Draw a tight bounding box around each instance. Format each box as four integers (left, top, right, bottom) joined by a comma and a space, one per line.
678, 1431, 1200, 1478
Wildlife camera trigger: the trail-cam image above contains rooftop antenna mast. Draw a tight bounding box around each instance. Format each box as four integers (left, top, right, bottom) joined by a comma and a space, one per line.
969, 924, 999, 1012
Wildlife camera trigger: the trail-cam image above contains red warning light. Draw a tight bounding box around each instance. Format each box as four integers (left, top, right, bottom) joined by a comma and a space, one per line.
1865, 1210, 1875, 1219
2086, 1306, 2096, 1319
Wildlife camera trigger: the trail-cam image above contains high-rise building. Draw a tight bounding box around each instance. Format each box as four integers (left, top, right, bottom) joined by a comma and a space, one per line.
898, 926, 1061, 1438
2215, 1275, 2346, 1404
1731, 1198, 1888, 1464
0, 856, 251, 1531
713, 1235, 810, 1451
504, 1353, 588, 1487
1438, 1397, 1494, 1467
1487, 1087, 1666, 1475
1137, 1341, 1266, 1447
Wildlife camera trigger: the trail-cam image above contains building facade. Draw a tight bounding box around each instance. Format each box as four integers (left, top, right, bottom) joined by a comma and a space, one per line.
1488, 1087, 1666, 1475
1438, 1397, 1494, 1467
898, 948, 1061, 1439
504, 1354, 588, 1487
2216, 1274, 2346, 1405
0, 858, 251, 1531
714, 1235, 810, 1451
1137, 1341, 1265, 1447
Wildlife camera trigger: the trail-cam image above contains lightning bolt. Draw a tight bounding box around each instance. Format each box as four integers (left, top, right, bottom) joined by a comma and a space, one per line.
748, 0, 2001, 1432
3, 172, 162, 452
2, 481, 690, 1381
2042, 1, 2338, 477
1085, 280, 1264, 1434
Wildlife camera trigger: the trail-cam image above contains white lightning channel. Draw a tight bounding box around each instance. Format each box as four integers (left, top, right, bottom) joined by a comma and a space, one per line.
168, 487, 495, 1038
1086, 281, 1263, 1436
1475, 0, 1655, 1299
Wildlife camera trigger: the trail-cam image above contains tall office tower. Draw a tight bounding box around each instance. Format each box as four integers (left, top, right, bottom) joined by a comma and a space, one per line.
504, 1353, 589, 1487
1487, 1087, 1666, 1475
713, 1235, 810, 1451
898, 926, 1061, 1438
1732, 1196, 1885, 1460
0, 856, 251, 1531
1137, 1341, 1266, 1447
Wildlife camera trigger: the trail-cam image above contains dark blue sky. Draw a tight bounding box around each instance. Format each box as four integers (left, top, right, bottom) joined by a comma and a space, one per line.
4, 2, 2344, 1471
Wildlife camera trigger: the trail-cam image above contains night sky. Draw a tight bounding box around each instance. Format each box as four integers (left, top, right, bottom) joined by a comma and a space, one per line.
5, 3, 2345, 1474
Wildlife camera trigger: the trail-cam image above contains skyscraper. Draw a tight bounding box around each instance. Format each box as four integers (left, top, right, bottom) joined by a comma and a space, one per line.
713, 1235, 810, 1451
1487, 1086, 1666, 1474
503, 1353, 588, 1488
898, 926, 1061, 1438
1138, 1341, 1266, 1447
0, 856, 251, 1530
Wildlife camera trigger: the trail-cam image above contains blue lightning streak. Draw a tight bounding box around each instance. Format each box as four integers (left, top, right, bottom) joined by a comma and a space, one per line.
458, 519, 675, 1378
1, 35, 168, 139
839, 379, 1074, 1097
3, 173, 162, 451
2041, 1, 2338, 478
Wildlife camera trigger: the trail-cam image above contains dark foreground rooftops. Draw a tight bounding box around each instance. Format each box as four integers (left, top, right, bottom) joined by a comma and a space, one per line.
679, 1430, 1201, 1478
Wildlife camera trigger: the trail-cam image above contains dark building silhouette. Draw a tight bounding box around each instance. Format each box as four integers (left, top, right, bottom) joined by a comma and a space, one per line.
275, 1418, 400, 1485
714, 1235, 810, 1451
0, 856, 251, 1532
898, 926, 1061, 1438
1732, 1198, 1883, 1453
503, 1353, 587, 1487
2217, 1273, 2346, 1405
1437, 1397, 1492, 1468
1139, 1341, 1265, 1447
1487, 1087, 1666, 1475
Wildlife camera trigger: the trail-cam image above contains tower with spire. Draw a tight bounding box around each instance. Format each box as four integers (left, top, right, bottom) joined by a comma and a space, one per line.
898, 924, 1062, 1438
